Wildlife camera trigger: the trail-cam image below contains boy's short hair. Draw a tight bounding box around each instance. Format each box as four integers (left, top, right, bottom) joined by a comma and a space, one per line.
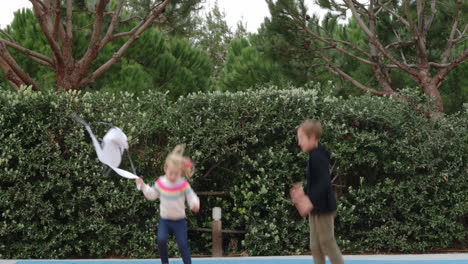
298, 119, 322, 139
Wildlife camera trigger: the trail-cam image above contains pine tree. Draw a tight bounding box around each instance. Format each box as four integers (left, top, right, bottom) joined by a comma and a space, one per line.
193, 1, 233, 77
218, 38, 284, 92
261, 0, 468, 113
125, 0, 204, 37
254, 0, 334, 87
101, 29, 212, 98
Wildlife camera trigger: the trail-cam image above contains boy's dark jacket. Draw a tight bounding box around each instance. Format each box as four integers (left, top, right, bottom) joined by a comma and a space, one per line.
305, 144, 337, 214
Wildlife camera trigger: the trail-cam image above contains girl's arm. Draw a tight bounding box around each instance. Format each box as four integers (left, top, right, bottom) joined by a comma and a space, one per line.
136, 177, 160, 201
142, 184, 160, 201
185, 186, 200, 213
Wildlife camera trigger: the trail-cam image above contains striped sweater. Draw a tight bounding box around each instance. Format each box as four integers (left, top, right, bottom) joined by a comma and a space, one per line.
142, 176, 199, 220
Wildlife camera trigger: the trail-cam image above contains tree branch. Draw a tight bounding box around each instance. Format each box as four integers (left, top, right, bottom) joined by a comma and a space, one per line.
427, 62, 453, 68
351, 0, 369, 12
297, 9, 421, 72
424, 0, 436, 32
385, 41, 414, 49
374, 0, 387, 16
453, 25, 467, 44
78, 0, 110, 77
79, 0, 173, 88
111, 19, 146, 39
120, 16, 145, 23
298, 19, 376, 66
434, 49, 468, 85
100, 0, 125, 50
0, 56, 21, 91
347, 0, 419, 76
416, 0, 424, 36
393, 29, 409, 65
0, 30, 53, 66
0, 42, 40, 91
442, 10, 461, 64
368, 0, 393, 93
0, 29, 15, 42
66, 0, 73, 38
318, 53, 392, 96
0, 39, 53, 66
52, 0, 62, 41
458, 25, 468, 38
30, 0, 65, 66
32, 0, 47, 12
407, 0, 428, 68
58, 0, 75, 69
378, 0, 410, 27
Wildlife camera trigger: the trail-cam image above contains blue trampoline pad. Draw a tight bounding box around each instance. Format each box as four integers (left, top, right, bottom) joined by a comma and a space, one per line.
16, 259, 468, 264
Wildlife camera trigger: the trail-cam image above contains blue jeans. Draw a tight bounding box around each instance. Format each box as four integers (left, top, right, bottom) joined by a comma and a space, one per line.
157, 218, 191, 264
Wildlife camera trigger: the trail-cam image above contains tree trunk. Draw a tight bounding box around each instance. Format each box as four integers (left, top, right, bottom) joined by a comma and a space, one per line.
425, 84, 444, 113
56, 68, 84, 91
418, 73, 444, 113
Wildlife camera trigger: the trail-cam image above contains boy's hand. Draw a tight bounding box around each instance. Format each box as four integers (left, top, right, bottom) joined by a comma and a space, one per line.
290, 183, 313, 217
135, 177, 145, 190
290, 182, 304, 202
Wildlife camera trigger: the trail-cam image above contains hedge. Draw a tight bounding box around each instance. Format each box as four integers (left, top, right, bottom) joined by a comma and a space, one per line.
0, 84, 466, 258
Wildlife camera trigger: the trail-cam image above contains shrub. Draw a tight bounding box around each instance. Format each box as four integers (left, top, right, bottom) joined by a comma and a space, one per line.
0, 84, 466, 257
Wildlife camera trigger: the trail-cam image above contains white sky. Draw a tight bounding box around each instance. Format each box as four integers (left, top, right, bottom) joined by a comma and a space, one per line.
0, 0, 329, 31
204, 0, 329, 32
0, 0, 32, 29
203, 0, 271, 32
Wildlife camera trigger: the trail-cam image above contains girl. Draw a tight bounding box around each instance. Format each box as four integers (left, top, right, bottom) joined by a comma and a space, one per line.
136, 145, 200, 264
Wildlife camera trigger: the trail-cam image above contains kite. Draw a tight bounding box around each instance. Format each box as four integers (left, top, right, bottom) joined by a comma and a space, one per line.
71, 114, 140, 180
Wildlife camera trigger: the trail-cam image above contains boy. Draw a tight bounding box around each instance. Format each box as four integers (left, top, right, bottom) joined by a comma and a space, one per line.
297, 119, 344, 264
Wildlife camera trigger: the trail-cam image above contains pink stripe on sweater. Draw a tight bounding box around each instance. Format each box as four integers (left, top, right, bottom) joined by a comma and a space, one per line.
156, 178, 189, 192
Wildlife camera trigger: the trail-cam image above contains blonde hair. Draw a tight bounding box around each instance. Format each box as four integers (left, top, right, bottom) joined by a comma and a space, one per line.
164, 145, 195, 178
298, 119, 323, 139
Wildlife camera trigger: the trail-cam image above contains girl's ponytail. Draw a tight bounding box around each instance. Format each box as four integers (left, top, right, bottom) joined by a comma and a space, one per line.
165, 144, 195, 178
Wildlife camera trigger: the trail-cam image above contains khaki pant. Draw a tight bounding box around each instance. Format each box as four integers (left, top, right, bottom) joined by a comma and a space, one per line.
309, 212, 344, 264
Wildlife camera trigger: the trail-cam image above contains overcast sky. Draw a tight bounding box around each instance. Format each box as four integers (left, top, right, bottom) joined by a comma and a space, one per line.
0, 0, 329, 31
204, 0, 329, 32
0, 0, 31, 29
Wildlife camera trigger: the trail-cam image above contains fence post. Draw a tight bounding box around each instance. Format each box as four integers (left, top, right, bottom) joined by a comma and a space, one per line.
212, 207, 222, 257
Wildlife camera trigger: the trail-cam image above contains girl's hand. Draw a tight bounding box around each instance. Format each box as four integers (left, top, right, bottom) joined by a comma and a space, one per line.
135, 177, 145, 190
192, 203, 200, 213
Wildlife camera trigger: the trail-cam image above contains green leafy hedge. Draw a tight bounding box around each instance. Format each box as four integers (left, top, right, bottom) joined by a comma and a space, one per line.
0, 85, 466, 258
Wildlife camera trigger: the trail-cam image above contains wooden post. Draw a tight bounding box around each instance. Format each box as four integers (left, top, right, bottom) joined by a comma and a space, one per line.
212, 219, 222, 257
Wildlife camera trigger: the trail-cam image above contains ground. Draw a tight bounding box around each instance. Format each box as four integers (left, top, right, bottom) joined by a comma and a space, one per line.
1, 253, 467, 264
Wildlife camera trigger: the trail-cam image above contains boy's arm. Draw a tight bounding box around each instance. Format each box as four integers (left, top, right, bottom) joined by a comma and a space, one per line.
307, 154, 329, 203
142, 184, 160, 201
